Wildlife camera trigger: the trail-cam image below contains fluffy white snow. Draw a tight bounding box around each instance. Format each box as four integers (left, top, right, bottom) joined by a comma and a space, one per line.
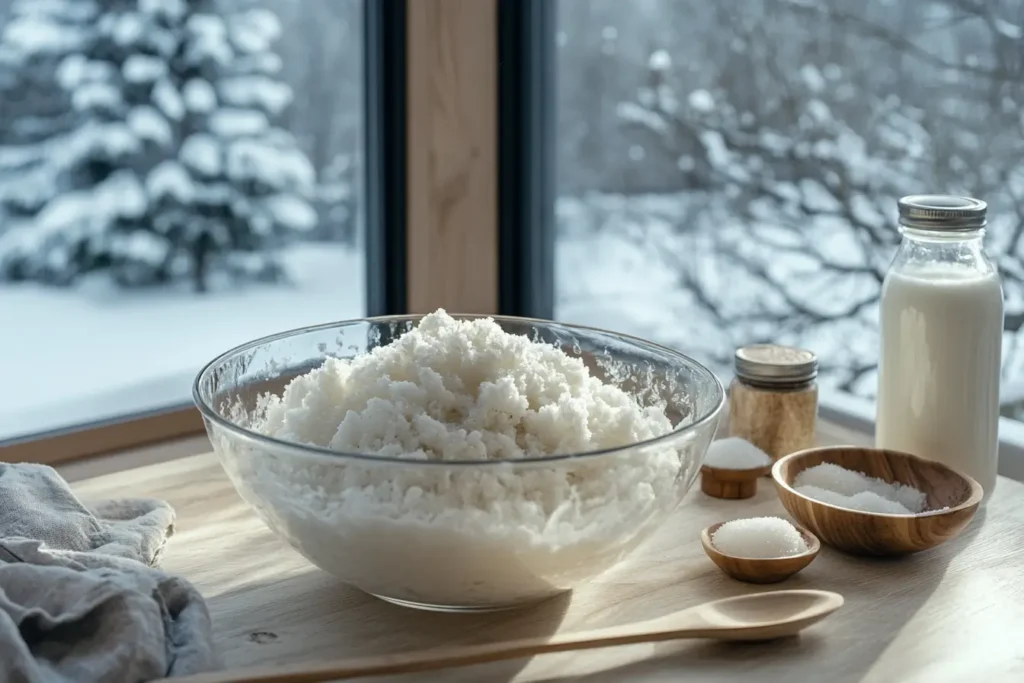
226, 139, 315, 190
263, 194, 317, 231
104, 12, 145, 47
231, 17, 278, 54
994, 18, 1023, 39
4, 15, 90, 56
180, 134, 222, 176
186, 13, 232, 65
240, 8, 282, 43
146, 160, 195, 203
219, 76, 292, 115
70, 121, 140, 160
208, 109, 270, 137
100, 170, 148, 219
800, 64, 826, 92
122, 54, 168, 84
139, 0, 187, 22
183, 78, 217, 113
56, 54, 114, 89
153, 78, 186, 121
109, 231, 168, 265
71, 81, 122, 112
687, 89, 714, 113
127, 106, 174, 148
617, 102, 668, 134
648, 49, 672, 72
0, 244, 365, 440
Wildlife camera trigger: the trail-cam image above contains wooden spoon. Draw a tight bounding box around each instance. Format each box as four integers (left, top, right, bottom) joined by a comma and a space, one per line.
166, 589, 843, 683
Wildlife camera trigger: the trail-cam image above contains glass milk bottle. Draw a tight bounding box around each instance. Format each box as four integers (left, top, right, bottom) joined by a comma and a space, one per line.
876, 195, 1003, 501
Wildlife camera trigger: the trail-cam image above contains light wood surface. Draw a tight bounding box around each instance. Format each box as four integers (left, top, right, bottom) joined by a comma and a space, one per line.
773, 446, 984, 556
167, 591, 844, 683
71, 422, 1024, 683
700, 522, 820, 584
406, 0, 498, 314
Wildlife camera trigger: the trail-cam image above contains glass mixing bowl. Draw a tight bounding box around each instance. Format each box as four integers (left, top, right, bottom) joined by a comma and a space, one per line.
193, 314, 725, 612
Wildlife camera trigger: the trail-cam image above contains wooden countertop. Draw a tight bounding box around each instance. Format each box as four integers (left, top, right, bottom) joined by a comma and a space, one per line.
71, 422, 1024, 683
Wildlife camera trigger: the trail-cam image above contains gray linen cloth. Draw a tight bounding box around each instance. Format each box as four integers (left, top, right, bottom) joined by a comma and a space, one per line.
0, 463, 218, 682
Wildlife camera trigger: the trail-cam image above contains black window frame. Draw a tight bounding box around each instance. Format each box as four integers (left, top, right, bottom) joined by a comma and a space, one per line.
497, 0, 556, 320
364, 0, 408, 316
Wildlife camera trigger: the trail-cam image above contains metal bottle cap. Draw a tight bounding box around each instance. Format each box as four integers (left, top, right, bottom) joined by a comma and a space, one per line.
898, 195, 987, 232
734, 344, 818, 386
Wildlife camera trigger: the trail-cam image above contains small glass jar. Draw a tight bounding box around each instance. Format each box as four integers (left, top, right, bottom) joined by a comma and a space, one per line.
728, 344, 819, 465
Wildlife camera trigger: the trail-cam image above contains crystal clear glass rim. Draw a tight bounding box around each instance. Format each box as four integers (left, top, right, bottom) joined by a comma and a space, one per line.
192, 313, 726, 467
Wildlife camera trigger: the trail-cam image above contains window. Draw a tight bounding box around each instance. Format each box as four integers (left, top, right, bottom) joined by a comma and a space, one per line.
549, 0, 1024, 429
0, 0, 365, 442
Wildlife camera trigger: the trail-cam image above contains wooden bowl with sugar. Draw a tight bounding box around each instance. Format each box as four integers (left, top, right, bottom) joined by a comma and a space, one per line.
771, 446, 983, 556
701, 520, 820, 584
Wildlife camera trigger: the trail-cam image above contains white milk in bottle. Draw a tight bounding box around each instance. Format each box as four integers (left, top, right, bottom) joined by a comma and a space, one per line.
876, 195, 1003, 501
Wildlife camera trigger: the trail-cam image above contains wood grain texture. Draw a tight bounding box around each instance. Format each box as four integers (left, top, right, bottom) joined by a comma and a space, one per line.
700, 465, 771, 499
406, 0, 498, 314
773, 446, 984, 556
166, 591, 844, 683
69, 420, 1024, 683
700, 522, 820, 584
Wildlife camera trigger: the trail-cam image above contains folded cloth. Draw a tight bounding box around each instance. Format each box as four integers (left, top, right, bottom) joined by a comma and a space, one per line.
0, 463, 219, 682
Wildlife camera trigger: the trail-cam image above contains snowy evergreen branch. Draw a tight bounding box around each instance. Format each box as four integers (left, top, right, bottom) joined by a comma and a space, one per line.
609, 0, 1024, 401
0, 0, 321, 291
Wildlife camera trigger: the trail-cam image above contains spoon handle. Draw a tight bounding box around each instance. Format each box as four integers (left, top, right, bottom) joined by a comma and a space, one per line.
162, 614, 709, 683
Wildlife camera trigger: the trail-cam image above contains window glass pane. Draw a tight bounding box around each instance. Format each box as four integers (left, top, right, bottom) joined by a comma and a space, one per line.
554, 0, 1023, 420
0, 0, 364, 440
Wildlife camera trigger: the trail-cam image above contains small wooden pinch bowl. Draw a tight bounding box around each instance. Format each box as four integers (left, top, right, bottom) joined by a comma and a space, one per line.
772, 446, 983, 557
701, 521, 820, 584
701, 464, 772, 500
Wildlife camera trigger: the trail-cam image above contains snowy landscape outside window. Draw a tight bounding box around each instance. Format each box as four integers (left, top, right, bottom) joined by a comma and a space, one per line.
553, 0, 1024, 424
0, 0, 365, 440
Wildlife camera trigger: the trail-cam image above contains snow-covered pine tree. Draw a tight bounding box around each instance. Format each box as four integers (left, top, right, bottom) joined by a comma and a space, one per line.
0, 0, 95, 224
0, 0, 318, 291
162, 0, 317, 291
0, 0, 185, 285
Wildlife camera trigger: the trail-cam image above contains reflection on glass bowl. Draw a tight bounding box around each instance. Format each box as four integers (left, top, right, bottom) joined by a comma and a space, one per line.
193, 314, 724, 612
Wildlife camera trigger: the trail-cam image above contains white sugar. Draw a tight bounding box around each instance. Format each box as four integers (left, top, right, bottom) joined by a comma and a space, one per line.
795, 462, 869, 497
796, 484, 913, 515
710, 516, 808, 558
794, 463, 927, 514
704, 437, 772, 470
846, 491, 915, 515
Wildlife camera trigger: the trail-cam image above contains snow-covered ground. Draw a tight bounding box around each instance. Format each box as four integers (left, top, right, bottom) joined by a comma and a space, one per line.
555, 192, 846, 377
1, 243, 363, 440
6, 190, 1024, 441
556, 220, 870, 387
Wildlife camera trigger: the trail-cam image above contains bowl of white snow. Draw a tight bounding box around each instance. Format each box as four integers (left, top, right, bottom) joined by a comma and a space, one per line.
193, 310, 725, 612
